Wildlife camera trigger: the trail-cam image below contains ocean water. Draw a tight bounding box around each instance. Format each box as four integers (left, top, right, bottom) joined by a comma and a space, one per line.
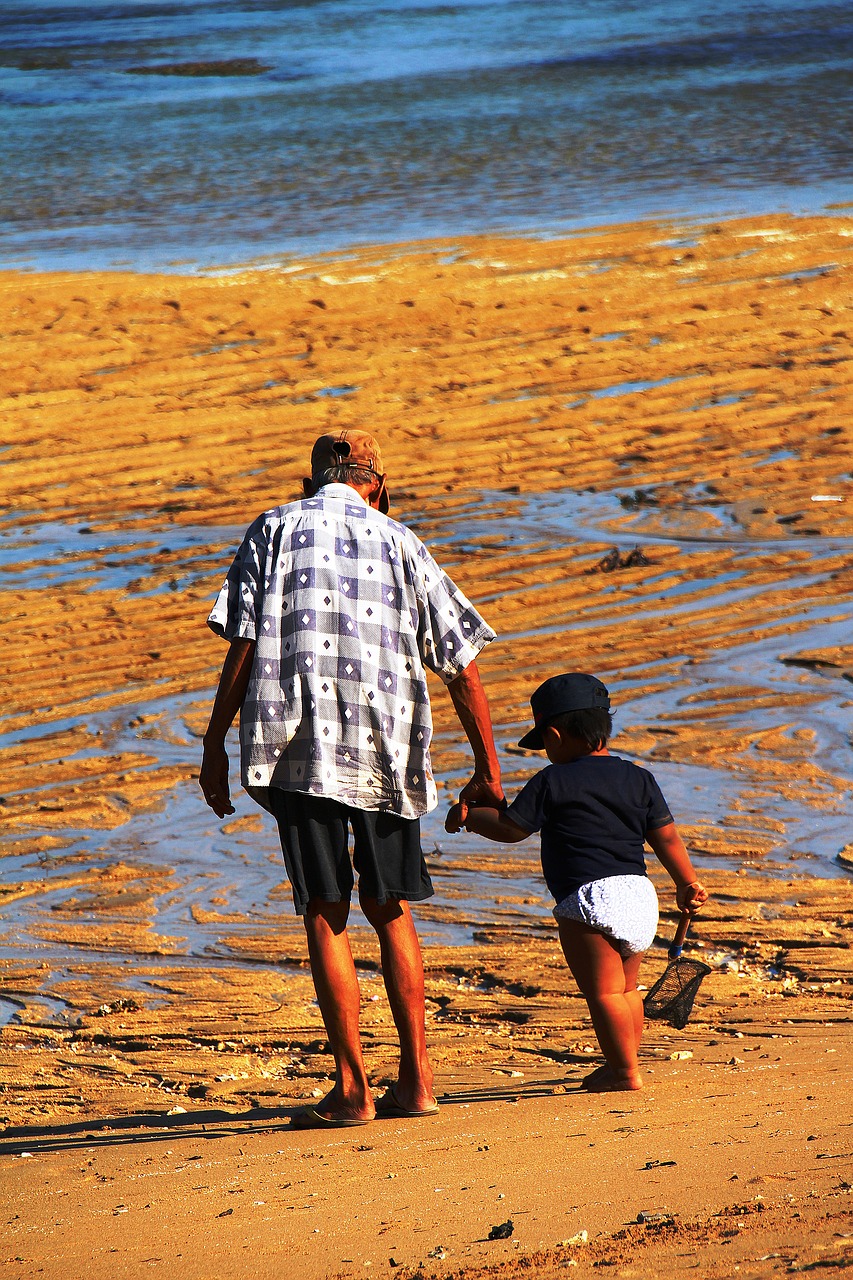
1, 0, 852, 270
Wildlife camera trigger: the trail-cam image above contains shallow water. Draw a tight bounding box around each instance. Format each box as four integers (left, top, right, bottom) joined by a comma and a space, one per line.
2, 0, 853, 270
2, 483, 850, 979
0, 520, 241, 593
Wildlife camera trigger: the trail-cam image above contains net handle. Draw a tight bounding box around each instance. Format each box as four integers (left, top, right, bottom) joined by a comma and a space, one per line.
669, 909, 692, 959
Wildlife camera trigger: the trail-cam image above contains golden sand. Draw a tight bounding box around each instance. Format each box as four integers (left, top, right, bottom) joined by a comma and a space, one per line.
1, 214, 852, 1276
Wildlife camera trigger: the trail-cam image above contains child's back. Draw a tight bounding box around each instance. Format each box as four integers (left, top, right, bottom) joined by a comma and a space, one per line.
508, 753, 671, 900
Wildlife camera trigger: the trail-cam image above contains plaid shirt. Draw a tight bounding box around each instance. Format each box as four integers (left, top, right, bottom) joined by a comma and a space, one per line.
207, 484, 496, 819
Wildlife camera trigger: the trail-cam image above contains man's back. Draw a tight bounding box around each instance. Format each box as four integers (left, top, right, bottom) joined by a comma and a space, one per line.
208, 483, 494, 816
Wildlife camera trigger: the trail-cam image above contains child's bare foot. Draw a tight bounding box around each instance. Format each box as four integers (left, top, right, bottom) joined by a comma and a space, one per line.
581, 1066, 643, 1092
581, 1063, 610, 1089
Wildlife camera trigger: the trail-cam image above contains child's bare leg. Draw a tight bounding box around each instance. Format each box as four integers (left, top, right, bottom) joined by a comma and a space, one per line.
558, 919, 643, 1091
622, 950, 645, 1053
582, 952, 644, 1087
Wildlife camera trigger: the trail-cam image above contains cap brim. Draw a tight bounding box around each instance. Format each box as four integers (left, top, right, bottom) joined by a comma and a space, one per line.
517, 726, 544, 750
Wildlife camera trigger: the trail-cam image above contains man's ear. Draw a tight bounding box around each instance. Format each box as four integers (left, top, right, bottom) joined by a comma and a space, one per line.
372, 474, 389, 513
302, 476, 315, 498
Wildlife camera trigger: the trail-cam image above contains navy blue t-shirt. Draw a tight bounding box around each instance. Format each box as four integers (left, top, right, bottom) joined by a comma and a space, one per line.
506, 754, 673, 902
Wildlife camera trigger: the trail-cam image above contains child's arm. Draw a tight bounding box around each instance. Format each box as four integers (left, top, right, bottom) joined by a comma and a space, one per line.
646, 822, 709, 914
445, 801, 529, 843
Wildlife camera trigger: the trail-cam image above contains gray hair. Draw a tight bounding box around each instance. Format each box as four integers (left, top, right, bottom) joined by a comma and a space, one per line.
315, 463, 378, 488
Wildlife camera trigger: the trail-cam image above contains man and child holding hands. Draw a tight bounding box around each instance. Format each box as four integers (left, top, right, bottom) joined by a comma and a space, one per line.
201, 430, 707, 1126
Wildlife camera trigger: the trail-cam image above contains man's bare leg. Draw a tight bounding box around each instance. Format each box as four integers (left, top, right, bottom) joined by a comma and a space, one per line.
360, 896, 436, 1113
303, 898, 376, 1122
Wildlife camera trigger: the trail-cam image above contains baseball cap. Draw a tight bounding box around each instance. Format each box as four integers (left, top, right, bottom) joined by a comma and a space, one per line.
310, 430, 390, 513
517, 672, 611, 749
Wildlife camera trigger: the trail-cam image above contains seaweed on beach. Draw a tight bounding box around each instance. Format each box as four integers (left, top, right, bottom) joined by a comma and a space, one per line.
126, 59, 272, 77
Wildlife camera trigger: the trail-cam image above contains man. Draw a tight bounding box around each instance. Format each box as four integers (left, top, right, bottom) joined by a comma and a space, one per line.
200, 430, 503, 1128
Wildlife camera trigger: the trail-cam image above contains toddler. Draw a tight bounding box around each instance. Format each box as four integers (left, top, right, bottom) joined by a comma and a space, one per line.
445, 672, 708, 1092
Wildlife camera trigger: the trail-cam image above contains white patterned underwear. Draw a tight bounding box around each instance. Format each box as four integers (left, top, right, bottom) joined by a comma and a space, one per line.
553, 874, 659, 957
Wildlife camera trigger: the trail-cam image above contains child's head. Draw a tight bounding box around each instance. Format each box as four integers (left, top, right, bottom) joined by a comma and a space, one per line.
518, 672, 612, 761
546, 706, 613, 753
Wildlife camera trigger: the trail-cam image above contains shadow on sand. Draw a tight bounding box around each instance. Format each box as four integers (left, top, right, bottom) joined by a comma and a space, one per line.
0, 1074, 590, 1156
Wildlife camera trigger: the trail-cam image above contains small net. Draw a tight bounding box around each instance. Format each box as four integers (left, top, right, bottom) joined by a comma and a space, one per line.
643, 956, 712, 1030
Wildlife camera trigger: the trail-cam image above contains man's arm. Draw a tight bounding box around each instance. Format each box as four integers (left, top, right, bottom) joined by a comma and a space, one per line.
199, 637, 256, 818
446, 659, 504, 809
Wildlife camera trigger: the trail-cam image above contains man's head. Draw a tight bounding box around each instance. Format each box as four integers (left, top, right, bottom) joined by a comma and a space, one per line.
518, 672, 612, 753
304, 430, 390, 513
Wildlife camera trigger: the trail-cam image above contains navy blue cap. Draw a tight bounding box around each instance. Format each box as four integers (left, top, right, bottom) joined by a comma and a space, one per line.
518, 673, 611, 749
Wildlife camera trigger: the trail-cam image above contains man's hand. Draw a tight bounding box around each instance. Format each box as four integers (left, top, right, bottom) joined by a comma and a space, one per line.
449, 771, 504, 831
457, 772, 504, 810
445, 801, 468, 833
199, 742, 235, 818
199, 637, 255, 820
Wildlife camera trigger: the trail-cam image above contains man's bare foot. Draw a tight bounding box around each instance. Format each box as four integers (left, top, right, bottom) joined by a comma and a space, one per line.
293, 1086, 375, 1127
375, 1085, 439, 1119
581, 1067, 643, 1093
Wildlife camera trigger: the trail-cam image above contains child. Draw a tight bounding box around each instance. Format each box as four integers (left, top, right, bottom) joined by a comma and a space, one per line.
445, 672, 708, 1093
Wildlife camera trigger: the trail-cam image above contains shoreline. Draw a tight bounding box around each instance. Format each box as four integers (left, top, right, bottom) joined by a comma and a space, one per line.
1, 209, 852, 1275
4, 192, 851, 279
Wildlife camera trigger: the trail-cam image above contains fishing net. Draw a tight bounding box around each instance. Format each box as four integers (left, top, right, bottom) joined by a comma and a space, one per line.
643, 955, 712, 1030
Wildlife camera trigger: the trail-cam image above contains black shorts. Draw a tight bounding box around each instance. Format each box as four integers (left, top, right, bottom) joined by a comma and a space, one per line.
268, 788, 434, 917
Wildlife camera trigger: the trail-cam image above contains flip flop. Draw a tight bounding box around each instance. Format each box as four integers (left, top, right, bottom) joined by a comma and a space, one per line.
374, 1087, 440, 1119
291, 1105, 373, 1130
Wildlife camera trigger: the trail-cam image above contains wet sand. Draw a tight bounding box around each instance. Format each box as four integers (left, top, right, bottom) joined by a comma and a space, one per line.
1, 213, 852, 1276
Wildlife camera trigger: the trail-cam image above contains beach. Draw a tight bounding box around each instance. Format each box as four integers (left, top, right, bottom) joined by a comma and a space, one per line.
1, 213, 852, 1275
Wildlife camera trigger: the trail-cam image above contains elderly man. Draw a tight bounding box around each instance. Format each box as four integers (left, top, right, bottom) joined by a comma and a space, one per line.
200, 430, 503, 1128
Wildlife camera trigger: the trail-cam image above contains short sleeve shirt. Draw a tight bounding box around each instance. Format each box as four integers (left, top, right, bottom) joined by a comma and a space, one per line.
207, 484, 496, 819
506, 754, 673, 901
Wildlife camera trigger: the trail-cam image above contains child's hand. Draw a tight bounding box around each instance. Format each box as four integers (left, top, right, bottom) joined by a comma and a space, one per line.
445, 801, 468, 833
677, 880, 708, 914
